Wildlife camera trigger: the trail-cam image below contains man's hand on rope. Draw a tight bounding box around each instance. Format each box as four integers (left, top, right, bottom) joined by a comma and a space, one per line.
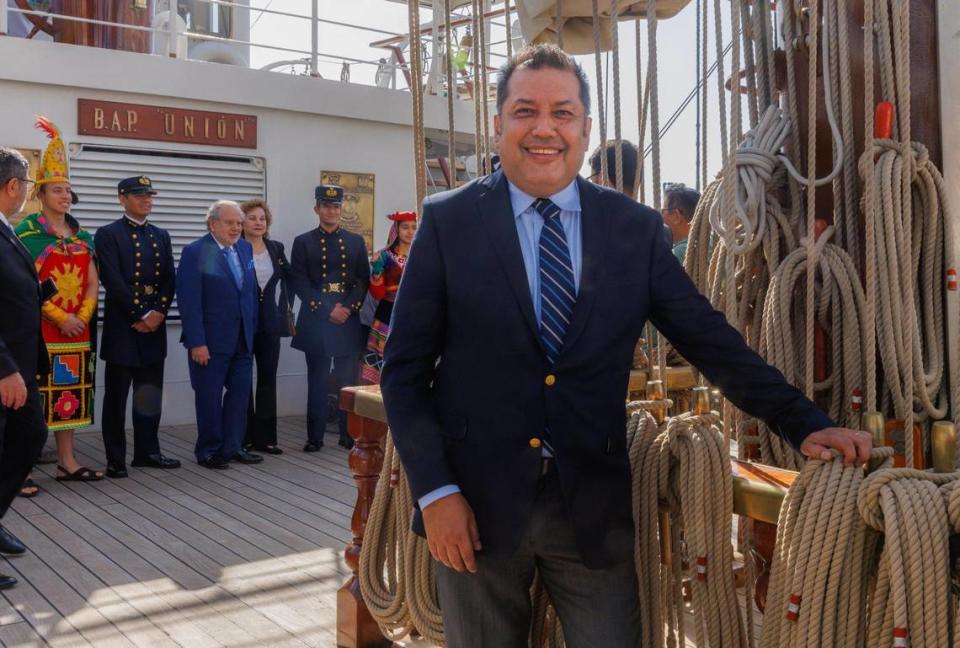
800, 427, 873, 465
422, 492, 482, 573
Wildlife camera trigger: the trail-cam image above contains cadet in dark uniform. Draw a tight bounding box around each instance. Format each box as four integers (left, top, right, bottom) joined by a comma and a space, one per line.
95, 176, 180, 478
290, 185, 369, 451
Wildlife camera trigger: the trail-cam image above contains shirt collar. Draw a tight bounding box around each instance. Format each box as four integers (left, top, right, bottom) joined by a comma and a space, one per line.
507, 178, 581, 219
124, 212, 148, 227
0, 212, 12, 232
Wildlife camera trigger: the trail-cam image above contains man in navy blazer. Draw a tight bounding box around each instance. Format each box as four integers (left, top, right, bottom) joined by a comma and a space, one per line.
381, 45, 872, 646
176, 200, 261, 468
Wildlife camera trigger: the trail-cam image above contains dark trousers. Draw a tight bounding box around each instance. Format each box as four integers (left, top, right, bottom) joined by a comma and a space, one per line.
0, 381, 47, 519
101, 361, 164, 467
436, 467, 642, 648
305, 353, 357, 445
245, 331, 281, 448
188, 337, 252, 462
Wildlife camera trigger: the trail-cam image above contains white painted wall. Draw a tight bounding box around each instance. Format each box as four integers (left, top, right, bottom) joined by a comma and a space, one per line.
0, 37, 473, 439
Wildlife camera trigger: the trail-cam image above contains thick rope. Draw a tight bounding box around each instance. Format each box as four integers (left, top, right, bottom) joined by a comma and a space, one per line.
407, 0, 427, 208
470, 0, 484, 176
645, 0, 660, 209
758, 228, 866, 468
858, 467, 960, 648
588, 0, 607, 192
476, 1, 492, 175
444, 0, 456, 188
609, 0, 623, 194
760, 448, 894, 648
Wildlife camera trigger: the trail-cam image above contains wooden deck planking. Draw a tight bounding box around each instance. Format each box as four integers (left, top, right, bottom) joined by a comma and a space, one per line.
1, 419, 353, 647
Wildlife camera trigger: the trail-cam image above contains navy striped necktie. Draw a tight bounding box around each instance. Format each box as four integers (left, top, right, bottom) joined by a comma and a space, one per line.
534, 198, 576, 364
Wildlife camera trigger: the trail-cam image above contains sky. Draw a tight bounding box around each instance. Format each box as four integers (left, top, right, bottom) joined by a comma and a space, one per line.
246, 0, 745, 203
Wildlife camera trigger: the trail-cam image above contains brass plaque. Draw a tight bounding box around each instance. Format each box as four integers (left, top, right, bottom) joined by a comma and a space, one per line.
320, 170, 375, 252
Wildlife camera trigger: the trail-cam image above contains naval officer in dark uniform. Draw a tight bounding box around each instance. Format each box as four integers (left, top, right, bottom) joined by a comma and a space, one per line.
290, 185, 369, 451
95, 176, 180, 478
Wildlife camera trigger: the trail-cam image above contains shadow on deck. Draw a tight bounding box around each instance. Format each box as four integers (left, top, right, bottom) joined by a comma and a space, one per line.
0, 418, 353, 648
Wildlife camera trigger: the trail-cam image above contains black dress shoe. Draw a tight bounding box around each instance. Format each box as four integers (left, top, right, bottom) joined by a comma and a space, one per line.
338, 436, 354, 449
303, 442, 322, 453
106, 465, 128, 479
131, 454, 181, 469
198, 456, 230, 469
231, 450, 264, 464
253, 445, 284, 455
0, 574, 17, 590
0, 526, 26, 555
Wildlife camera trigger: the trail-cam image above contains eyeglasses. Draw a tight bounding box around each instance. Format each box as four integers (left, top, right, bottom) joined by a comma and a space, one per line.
15, 177, 36, 188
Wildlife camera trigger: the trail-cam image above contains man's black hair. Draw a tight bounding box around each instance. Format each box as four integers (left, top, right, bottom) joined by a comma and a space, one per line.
589, 140, 639, 193
664, 185, 701, 223
496, 44, 591, 116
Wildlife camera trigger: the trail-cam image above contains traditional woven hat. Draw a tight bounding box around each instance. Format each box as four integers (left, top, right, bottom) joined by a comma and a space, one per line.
34, 115, 70, 187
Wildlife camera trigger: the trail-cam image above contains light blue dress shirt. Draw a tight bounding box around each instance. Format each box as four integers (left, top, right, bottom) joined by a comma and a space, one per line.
418, 178, 584, 511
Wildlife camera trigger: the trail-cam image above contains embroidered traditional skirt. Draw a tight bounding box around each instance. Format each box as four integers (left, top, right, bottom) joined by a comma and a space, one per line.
361, 319, 391, 384
40, 342, 95, 431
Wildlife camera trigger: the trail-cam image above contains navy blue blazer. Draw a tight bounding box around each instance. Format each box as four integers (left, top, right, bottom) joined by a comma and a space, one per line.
249, 238, 294, 337
176, 234, 257, 355
95, 217, 176, 366
0, 222, 48, 381
381, 172, 833, 569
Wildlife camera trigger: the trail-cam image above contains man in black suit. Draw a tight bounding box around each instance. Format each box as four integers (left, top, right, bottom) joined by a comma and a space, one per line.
95, 176, 180, 479
0, 147, 50, 589
290, 185, 369, 451
380, 45, 872, 647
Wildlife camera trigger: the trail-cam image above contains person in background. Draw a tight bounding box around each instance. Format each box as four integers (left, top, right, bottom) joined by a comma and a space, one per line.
360, 210, 417, 384
588, 139, 639, 200
95, 176, 180, 479
290, 185, 369, 451
0, 147, 50, 588
176, 200, 261, 469
16, 117, 102, 483
241, 198, 294, 455
662, 183, 701, 264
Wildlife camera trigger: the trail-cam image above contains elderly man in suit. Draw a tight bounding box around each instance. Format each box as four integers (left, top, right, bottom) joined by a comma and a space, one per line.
0, 147, 50, 589
176, 200, 261, 469
95, 176, 180, 478
381, 45, 873, 647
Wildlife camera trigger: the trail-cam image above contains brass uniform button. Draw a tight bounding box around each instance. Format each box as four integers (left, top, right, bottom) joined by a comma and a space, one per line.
529, 438, 542, 449
544, 374, 556, 386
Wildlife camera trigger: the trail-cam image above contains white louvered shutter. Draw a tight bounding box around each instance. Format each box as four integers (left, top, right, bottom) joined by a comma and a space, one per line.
68, 144, 266, 317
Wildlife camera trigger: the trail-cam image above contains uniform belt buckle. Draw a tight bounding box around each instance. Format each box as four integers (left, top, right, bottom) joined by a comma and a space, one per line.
325, 282, 343, 292
144, 285, 155, 295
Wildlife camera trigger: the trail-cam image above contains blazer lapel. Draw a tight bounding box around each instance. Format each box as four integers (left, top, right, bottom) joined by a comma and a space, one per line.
476, 172, 544, 351
0, 223, 36, 276
558, 177, 609, 359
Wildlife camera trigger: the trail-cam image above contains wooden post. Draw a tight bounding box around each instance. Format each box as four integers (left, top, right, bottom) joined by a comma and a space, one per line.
337, 387, 391, 648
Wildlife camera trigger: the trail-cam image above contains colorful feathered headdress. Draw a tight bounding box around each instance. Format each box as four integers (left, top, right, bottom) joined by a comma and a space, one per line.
34, 115, 70, 187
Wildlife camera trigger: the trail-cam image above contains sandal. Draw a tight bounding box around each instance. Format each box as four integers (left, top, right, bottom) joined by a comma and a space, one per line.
55, 465, 104, 482
18, 479, 39, 498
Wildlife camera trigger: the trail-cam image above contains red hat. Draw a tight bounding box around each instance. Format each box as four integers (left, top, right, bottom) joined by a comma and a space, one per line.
388, 210, 417, 222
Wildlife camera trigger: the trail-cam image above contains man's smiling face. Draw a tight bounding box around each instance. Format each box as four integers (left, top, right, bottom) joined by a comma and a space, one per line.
494, 66, 592, 197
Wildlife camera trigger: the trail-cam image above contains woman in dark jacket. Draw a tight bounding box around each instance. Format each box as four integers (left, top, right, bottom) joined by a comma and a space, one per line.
241, 199, 294, 454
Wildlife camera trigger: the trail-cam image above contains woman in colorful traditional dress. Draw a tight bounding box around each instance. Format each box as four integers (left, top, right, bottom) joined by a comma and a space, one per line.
360, 210, 416, 384
16, 117, 103, 482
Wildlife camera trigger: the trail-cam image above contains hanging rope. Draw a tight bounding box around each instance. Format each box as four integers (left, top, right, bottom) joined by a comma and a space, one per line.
590, 0, 607, 189
470, 0, 484, 176
858, 467, 960, 648
609, 0, 623, 193
476, 0, 492, 175
759, 448, 894, 648
505, 0, 512, 60
444, 0, 456, 189
758, 228, 867, 468
645, 0, 660, 209
407, 0, 427, 208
